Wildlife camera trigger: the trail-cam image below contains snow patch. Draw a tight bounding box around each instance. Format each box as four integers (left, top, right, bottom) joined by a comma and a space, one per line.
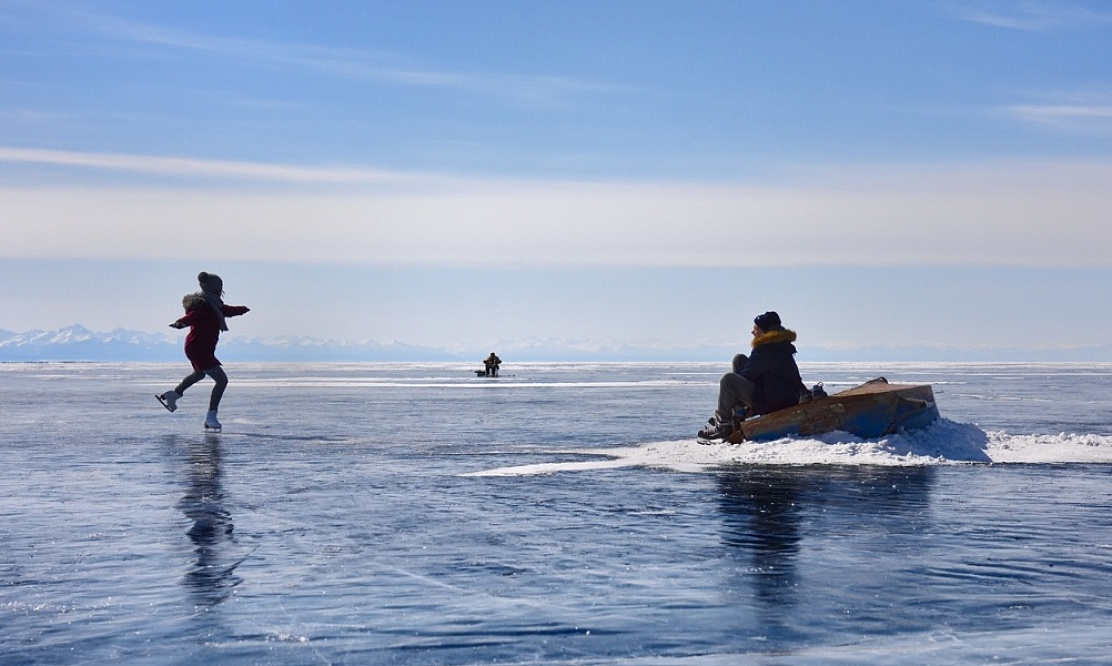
465, 419, 1112, 476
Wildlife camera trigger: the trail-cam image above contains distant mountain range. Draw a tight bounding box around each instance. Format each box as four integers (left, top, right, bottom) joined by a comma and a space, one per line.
0, 324, 736, 363
2, 324, 1111, 363
0, 324, 459, 362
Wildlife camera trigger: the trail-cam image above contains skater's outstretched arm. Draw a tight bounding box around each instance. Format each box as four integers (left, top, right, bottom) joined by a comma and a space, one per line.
221, 305, 250, 318
171, 310, 199, 330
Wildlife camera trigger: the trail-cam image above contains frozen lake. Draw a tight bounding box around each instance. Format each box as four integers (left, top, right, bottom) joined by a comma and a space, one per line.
3, 361, 1112, 664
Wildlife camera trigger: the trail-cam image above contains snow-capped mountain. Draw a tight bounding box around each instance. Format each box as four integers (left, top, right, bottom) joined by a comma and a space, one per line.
0, 325, 179, 361
0, 325, 460, 362
3, 325, 1111, 363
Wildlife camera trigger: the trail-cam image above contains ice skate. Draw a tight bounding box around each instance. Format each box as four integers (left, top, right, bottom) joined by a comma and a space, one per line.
156, 391, 181, 413
203, 410, 222, 432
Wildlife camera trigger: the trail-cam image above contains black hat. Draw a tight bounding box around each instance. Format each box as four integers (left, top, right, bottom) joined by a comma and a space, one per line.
754, 311, 782, 331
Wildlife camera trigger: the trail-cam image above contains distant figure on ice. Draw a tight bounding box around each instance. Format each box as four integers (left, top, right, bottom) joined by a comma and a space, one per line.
483, 352, 502, 377
156, 272, 250, 432
698, 311, 804, 441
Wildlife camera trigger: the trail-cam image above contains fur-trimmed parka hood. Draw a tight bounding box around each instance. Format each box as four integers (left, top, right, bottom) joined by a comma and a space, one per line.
751, 327, 797, 350
182, 292, 207, 312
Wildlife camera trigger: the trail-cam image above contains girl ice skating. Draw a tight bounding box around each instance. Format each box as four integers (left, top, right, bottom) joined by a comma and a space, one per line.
157, 272, 250, 432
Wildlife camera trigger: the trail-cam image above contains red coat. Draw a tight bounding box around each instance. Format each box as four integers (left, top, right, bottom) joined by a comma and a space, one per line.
175, 304, 250, 371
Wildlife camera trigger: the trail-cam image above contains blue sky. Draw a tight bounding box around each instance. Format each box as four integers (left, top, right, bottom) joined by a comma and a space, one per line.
2, 1, 1112, 358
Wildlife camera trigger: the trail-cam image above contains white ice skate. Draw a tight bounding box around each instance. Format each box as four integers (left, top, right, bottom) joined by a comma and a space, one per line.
156, 391, 181, 413
203, 410, 222, 432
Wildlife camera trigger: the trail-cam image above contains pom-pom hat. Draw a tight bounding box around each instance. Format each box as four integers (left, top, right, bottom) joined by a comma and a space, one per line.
198, 272, 223, 295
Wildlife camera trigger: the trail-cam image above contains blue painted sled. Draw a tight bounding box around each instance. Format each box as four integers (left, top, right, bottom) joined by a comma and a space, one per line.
728, 377, 940, 443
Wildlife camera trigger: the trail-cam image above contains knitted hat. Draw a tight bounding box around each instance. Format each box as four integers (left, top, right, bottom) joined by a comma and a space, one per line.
197, 272, 223, 295
754, 311, 782, 332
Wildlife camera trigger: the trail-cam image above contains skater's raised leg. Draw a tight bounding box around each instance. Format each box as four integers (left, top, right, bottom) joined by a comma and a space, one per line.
156, 369, 205, 413
156, 390, 181, 412
174, 368, 207, 397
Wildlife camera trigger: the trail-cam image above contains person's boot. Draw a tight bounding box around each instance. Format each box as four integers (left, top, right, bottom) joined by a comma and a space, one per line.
156, 391, 181, 412
204, 410, 222, 432
698, 413, 734, 440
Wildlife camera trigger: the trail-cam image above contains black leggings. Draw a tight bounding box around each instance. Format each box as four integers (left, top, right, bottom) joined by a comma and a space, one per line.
174, 365, 229, 412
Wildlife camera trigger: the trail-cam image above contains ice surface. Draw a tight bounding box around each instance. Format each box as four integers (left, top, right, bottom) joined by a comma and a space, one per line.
4, 361, 1112, 665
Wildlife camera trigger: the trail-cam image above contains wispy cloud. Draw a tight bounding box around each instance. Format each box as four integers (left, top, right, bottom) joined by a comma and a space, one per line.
0, 146, 430, 185
1001, 89, 1112, 135
950, 1, 1112, 31
1007, 103, 1112, 134
40, 4, 628, 108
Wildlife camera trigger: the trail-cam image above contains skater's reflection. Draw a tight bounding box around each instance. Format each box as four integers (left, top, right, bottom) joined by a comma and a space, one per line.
178, 434, 243, 607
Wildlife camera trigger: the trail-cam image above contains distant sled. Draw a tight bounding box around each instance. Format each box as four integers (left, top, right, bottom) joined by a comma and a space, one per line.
726, 377, 940, 443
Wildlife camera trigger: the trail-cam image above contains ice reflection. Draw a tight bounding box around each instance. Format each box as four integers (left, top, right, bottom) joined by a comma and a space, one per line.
176, 434, 243, 608
715, 467, 936, 637
716, 470, 803, 611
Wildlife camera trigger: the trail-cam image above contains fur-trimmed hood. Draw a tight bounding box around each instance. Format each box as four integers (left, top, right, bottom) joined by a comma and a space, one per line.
182, 292, 207, 312
181, 290, 230, 331
751, 327, 797, 349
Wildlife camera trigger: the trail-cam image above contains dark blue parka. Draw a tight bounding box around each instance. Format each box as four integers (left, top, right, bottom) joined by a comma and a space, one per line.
739, 328, 804, 414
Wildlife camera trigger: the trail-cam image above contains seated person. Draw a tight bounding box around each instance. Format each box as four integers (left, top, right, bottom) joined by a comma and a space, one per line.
699, 311, 804, 440
483, 352, 502, 377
